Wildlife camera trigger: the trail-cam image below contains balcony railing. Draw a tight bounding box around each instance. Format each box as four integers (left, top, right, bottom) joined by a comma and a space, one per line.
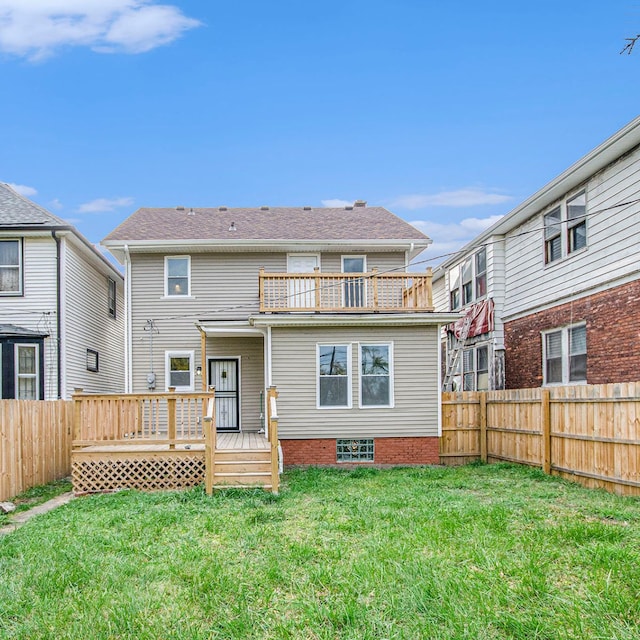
259, 267, 433, 313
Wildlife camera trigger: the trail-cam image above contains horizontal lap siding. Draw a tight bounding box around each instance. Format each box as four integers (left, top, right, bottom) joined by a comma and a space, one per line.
504, 147, 640, 319
271, 325, 439, 439
206, 336, 264, 432
321, 252, 407, 273
63, 241, 125, 396
1, 236, 59, 399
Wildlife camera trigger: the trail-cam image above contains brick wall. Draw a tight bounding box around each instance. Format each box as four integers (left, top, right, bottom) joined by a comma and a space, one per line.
280, 436, 440, 466
504, 279, 640, 388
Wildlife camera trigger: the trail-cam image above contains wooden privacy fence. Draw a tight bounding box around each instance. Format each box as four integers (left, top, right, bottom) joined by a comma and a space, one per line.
0, 400, 72, 502
441, 382, 640, 496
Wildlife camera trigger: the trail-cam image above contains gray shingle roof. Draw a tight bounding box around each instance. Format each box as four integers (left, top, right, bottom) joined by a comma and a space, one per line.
0, 183, 67, 227
0, 324, 49, 337
103, 206, 430, 243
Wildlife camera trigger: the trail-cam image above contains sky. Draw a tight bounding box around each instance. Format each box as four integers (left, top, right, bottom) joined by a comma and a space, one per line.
1, 0, 639, 265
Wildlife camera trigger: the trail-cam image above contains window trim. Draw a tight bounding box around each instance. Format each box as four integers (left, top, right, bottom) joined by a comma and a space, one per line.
0, 238, 23, 297
164, 255, 191, 297
165, 350, 195, 392
316, 343, 352, 409
359, 342, 394, 409
541, 323, 587, 386
14, 343, 39, 400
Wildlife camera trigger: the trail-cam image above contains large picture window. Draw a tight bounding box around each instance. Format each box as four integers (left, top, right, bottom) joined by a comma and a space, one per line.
0, 239, 22, 295
165, 256, 190, 296
317, 344, 351, 408
543, 324, 586, 385
360, 344, 393, 407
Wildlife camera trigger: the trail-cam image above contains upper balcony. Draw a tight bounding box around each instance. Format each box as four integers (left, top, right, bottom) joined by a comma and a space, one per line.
259, 267, 433, 313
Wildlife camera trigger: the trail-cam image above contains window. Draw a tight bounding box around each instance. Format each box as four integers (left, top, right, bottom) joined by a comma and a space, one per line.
543, 324, 586, 385
544, 191, 587, 264
318, 344, 351, 408
360, 344, 393, 407
337, 439, 374, 462
544, 207, 562, 264
462, 345, 489, 391
15, 344, 38, 399
86, 349, 99, 372
165, 256, 190, 296
449, 264, 460, 310
0, 239, 22, 295
449, 247, 487, 310
475, 248, 487, 299
567, 192, 587, 253
165, 351, 194, 391
107, 278, 116, 318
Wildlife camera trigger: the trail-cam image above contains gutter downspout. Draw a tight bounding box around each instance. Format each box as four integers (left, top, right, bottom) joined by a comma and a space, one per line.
52, 230, 62, 399
124, 244, 132, 393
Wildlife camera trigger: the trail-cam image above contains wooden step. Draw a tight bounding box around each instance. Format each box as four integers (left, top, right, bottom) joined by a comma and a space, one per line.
214, 461, 271, 474
214, 449, 271, 462
213, 471, 272, 486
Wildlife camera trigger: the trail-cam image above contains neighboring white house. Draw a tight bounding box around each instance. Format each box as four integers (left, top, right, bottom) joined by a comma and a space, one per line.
0, 183, 125, 399
102, 201, 458, 466
434, 115, 640, 390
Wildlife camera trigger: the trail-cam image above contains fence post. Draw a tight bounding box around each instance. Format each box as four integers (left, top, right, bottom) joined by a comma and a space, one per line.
479, 393, 487, 463
204, 392, 215, 496
167, 387, 176, 450
72, 390, 83, 443
541, 388, 551, 474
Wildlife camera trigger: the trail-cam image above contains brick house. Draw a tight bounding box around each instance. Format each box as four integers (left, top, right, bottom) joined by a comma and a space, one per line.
433, 115, 640, 389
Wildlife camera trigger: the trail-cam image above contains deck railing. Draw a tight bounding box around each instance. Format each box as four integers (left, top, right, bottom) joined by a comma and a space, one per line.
259, 267, 433, 313
72, 389, 215, 449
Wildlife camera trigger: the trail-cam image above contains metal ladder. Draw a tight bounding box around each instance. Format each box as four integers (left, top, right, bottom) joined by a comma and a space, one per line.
442, 313, 473, 391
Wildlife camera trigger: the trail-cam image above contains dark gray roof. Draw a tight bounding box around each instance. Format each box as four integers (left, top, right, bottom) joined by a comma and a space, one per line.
0, 183, 67, 227
0, 324, 49, 338
103, 206, 430, 244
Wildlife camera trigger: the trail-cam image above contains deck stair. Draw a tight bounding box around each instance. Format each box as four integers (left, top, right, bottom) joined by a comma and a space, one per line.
212, 448, 273, 489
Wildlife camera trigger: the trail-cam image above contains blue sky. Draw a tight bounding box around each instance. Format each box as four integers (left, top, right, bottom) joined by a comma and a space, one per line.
1, 0, 639, 263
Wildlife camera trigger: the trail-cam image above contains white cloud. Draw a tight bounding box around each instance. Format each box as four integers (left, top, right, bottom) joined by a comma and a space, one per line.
321, 198, 353, 208
0, 1, 202, 61
78, 196, 134, 213
410, 214, 504, 264
7, 182, 37, 196
391, 189, 512, 210
49, 198, 63, 210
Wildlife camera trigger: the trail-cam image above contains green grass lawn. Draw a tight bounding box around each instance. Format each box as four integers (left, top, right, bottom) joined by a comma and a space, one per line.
0, 464, 639, 639
0, 479, 72, 527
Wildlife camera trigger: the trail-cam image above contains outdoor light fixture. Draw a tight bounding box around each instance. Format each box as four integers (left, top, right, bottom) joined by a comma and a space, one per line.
196, 366, 202, 376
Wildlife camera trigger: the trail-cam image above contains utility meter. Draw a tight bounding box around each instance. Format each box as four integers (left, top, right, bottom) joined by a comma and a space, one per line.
146, 372, 156, 390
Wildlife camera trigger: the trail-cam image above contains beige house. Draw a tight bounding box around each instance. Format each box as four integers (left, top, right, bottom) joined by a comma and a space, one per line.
102, 202, 457, 466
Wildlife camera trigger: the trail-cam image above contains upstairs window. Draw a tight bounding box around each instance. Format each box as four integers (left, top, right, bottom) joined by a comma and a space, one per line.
543, 324, 586, 385
567, 192, 587, 253
0, 239, 22, 295
449, 247, 487, 310
165, 256, 190, 296
544, 191, 587, 264
107, 278, 116, 318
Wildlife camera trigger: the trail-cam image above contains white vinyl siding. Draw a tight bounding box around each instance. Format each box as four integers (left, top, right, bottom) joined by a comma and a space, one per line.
63, 239, 124, 397
271, 325, 439, 439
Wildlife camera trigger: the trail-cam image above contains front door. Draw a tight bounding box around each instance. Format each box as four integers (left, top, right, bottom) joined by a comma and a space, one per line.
287, 254, 320, 309
209, 358, 240, 431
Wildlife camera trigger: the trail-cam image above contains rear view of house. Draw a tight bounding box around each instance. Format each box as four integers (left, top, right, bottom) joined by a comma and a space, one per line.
103, 202, 457, 467
0, 183, 124, 399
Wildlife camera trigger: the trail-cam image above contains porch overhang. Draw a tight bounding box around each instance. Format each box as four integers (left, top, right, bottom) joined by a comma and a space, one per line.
249, 312, 461, 328
196, 320, 266, 337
